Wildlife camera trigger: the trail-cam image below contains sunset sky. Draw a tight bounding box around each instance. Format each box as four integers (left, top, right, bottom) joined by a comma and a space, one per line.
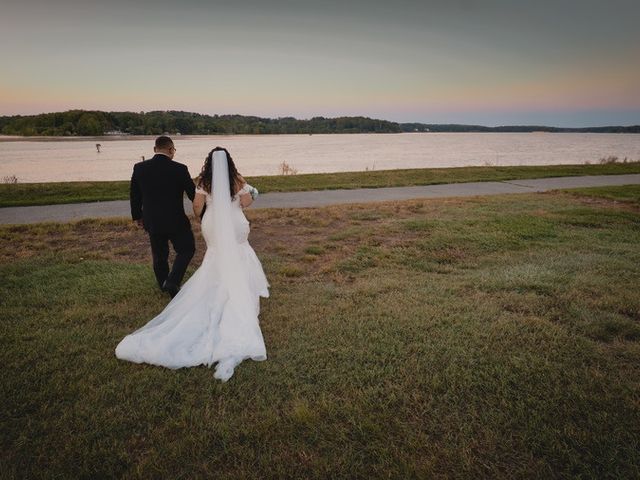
1, 0, 639, 126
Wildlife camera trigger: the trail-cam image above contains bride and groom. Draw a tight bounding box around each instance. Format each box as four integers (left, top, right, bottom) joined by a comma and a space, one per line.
115, 136, 268, 382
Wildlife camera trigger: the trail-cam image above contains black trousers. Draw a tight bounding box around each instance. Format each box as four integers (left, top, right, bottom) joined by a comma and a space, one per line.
148, 228, 195, 289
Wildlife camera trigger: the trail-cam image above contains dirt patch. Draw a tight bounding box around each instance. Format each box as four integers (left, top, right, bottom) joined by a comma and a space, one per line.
0, 199, 455, 273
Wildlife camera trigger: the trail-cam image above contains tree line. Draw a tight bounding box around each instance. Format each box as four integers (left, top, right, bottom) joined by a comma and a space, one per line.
0, 110, 401, 136
0, 110, 637, 136
400, 123, 640, 133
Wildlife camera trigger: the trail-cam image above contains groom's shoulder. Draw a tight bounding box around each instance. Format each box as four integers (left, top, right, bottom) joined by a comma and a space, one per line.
132, 159, 151, 175
132, 160, 144, 173
133, 155, 156, 168
173, 160, 188, 168
172, 160, 190, 172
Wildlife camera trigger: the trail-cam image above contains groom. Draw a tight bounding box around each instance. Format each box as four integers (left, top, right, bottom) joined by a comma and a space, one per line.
130, 136, 196, 298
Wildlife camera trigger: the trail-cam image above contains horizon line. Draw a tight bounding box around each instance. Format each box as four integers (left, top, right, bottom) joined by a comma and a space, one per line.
0, 108, 639, 130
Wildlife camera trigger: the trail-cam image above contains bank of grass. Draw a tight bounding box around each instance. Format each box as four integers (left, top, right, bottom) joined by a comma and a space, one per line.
560, 184, 640, 204
1, 187, 639, 478
2, 161, 640, 207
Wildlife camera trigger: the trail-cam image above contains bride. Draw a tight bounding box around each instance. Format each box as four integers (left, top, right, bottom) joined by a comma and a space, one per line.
115, 147, 269, 381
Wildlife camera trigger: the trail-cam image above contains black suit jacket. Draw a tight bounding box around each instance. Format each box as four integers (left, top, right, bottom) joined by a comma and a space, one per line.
130, 154, 196, 234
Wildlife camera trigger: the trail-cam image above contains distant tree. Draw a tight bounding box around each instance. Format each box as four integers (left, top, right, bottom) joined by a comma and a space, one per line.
76, 113, 103, 136
21, 126, 37, 136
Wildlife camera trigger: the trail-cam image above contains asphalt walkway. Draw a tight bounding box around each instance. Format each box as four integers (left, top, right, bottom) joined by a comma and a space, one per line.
1, 173, 639, 225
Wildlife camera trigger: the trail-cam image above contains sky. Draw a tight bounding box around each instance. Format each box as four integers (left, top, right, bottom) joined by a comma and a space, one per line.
1, 0, 639, 126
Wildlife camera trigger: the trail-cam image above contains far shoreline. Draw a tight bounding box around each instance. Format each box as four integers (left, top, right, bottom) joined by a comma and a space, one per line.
2, 131, 640, 143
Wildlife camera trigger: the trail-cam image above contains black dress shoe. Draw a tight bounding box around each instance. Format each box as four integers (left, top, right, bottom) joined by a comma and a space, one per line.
162, 280, 180, 298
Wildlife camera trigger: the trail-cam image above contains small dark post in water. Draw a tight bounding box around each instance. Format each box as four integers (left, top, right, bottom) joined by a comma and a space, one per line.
96, 143, 101, 153
141, 155, 145, 161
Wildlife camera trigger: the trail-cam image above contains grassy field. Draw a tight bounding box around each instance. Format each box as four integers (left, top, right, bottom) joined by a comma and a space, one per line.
1, 161, 640, 207
1, 186, 639, 478
560, 184, 640, 204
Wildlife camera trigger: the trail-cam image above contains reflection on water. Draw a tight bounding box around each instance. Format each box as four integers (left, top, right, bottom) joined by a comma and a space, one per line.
0, 133, 639, 183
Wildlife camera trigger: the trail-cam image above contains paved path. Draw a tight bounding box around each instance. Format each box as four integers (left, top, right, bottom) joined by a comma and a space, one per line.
1, 174, 639, 225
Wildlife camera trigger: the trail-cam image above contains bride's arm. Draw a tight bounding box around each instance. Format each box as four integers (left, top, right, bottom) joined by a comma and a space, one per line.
239, 190, 253, 208
193, 192, 206, 219
237, 175, 254, 208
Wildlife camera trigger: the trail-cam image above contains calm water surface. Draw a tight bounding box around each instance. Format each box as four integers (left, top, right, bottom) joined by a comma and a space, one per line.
1, 133, 639, 183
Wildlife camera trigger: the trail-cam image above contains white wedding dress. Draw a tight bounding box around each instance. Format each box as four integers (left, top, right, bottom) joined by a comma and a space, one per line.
115, 151, 269, 381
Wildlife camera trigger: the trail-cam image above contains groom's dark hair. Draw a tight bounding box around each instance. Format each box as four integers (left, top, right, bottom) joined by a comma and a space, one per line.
155, 136, 174, 150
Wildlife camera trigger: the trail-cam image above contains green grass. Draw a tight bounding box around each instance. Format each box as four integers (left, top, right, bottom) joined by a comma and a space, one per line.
2, 161, 640, 207
560, 184, 640, 204
1, 187, 639, 478
0, 180, 131, 207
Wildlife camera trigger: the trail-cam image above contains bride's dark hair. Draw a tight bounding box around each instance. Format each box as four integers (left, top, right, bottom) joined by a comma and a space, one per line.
197, 146, 241, 197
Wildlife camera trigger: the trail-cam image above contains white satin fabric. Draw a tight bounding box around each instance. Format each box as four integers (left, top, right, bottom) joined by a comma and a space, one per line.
115, 151, 269, 381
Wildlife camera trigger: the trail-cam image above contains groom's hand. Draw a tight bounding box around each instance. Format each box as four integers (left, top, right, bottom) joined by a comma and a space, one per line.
134, 219, 144, 228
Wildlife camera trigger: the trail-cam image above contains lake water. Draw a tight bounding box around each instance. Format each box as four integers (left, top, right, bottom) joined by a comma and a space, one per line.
1, 133, 639, 183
